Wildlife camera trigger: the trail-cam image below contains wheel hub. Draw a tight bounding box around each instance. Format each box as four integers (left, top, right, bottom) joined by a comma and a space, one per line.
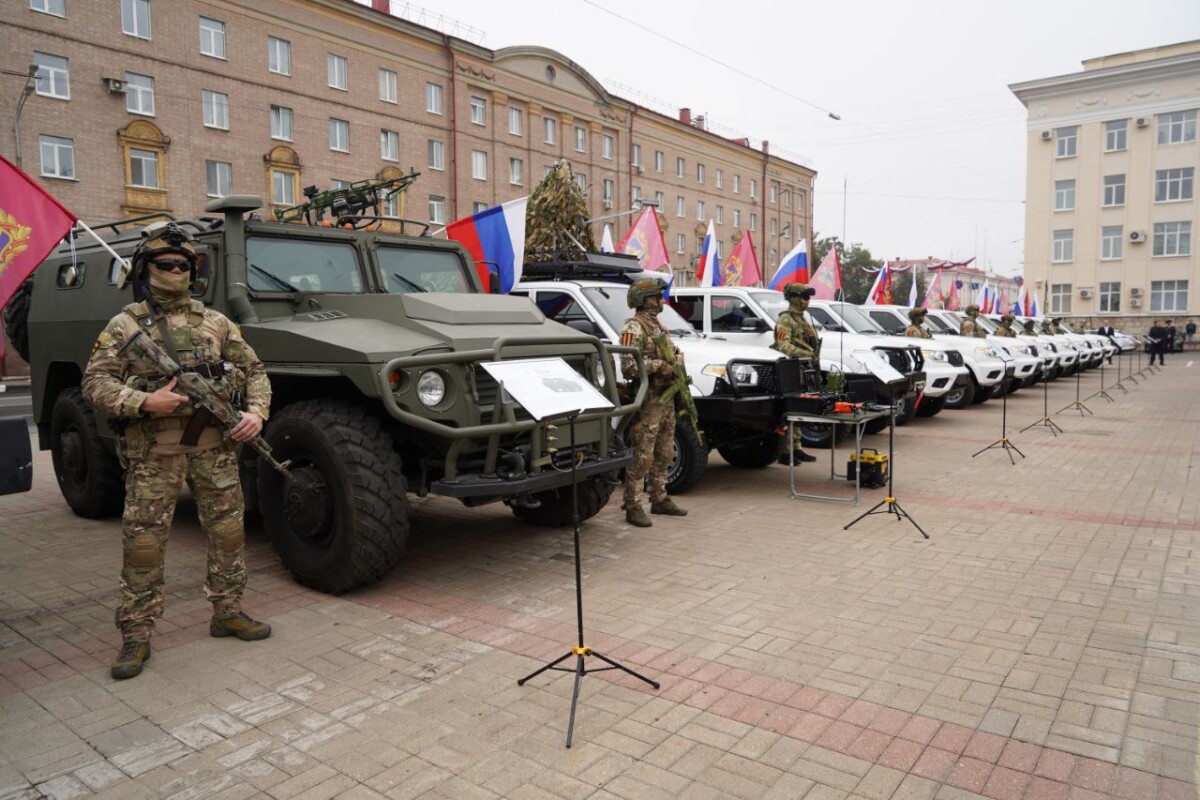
283, 466, 332, 542
60, 430, 86, 483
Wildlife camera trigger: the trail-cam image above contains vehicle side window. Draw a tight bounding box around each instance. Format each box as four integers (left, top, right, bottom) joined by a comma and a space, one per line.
808, 307, 837, 328
55, 261, 85, 289
711, 295, 758, 332
868, 310, 903, 333
246, 237, 363, 293
376, 246, 471, 293
533, 291, 592, 326
667, 296, 703, 329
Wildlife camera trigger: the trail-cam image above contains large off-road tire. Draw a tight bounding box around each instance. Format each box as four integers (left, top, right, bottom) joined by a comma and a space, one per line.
943, 379, 976, 409
717, 431, 784, 468
667, 419, 707, 495
512, 475, 616, 527
799, 421, 847, 449
2, 278, 32, 363
971, 381, 992, 404
893, 395, 918, 426
258, 400, 408, 594
50, 387, 125, 518
916, 394, 948, 417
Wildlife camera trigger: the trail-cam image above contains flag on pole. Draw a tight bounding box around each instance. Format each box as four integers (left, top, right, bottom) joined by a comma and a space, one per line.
1016, 283, 1028, 315
907, 274, 919, 307
865, 262, 892, 306
0, 155, 78, 310
766, 239, 808, 290
1030, 293, 1039, 317
921, 272, 945, 309
446, 197, 528, 293
695, 220, 720, 287
599, 224, 614, 254
946, 279, 961, 311
809, 247, 842, 300
616, 206, 670, 272
721, 231, 760, 287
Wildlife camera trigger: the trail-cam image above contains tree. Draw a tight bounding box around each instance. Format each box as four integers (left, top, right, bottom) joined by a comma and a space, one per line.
811, 234, 880, 303
524, 160, 595, 261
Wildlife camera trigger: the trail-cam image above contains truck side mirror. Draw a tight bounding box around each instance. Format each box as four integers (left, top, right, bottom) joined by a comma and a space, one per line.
740, 318, 769, 333
486, 264, 501, 294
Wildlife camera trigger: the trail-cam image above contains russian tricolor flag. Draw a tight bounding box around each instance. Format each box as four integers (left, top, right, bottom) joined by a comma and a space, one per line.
696, 220, 720, 287
446, 197, 528, 293
767, 240, 809, 291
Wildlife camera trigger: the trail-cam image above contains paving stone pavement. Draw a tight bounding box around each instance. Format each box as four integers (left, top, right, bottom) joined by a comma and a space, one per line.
0, 354, 1197, 800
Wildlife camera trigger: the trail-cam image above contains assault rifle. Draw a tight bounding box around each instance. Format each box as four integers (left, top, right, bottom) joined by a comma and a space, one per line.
118, 331, 292, 476
652, 333, 703, 445
274, 171, 421, 227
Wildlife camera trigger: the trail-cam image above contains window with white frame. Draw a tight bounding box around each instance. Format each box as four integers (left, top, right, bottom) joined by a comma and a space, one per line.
1153, 221, 1191, 257
1101, 226, 1123, 260
631, 143, 641, 167
676, 234, 685, 255
602, 133, 614, 160
577, 127, 589, 153
330, 180, 350, 190
328, 118, 349, 152
39, 135, 74, 179
715, 205, 724, 224
34, 52, 69, 99
1150, 280, 1188, 312
769, 249, 776, 265
471, 150, 487, 180
122, 0, 150, 38
202, 90, 228, 129
270, 105, 292, 140
697, 163, 705, 184
382, 190, 399, 217
1103, 174, 1125, 206
733, 174, 741, 194
797, 191, 806, 211
205, 160, 231, 198
654, 191, 664, 209
129, 148, 158, 188
654, 150, 664, 172
542, 114, 557, 145
573, 173, 585, 193
1054, 179, 1076, 211
1157, 110, 1196, 145
769, 218, 778, 236
31, 0, 65, 17
676, 196, 684, 217
733, 209, 741, 227
199, 17, 225, 58
427, 139, 445, 170
327, 54, 347, 90
749, 179, 758, 199
379, 69, 397, 103
428, 195, 445, 224
426, 83, 443, 114
1099, 281, 1120, 312
473, 202, 488, 214
1052, 229, 1073, 262
1155, 167, 1194, 202
783, 190, 791, 208
602, 179, 614, 203
271, 170, 295, 205
749, 212, 757, 231
508, 106, 523, 135
715, 168, 723, 189
380, 129, 398, 161
509, 157, 523, 186
632, 186, 641, 203
676, 157, 685, 178
696, 201, 705, 221
1056, 126, 1077, 158
124, 72, 154, 115
1050, 283, 1072, 313
267, 36, 290, 75
769, 184, 777, 203
469, 95, 486, 126
1104, 119, 1126, 152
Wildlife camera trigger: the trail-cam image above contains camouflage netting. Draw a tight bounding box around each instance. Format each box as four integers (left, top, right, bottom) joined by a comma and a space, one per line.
525, 160, 595, 262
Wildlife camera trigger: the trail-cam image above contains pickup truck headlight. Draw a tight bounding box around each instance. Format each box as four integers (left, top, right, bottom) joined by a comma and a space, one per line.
921, 349, 947, 362
974, 346, 999, 358
417, 370, 447, 406
1010, 344, 1030, 355
703, 363, 760, 386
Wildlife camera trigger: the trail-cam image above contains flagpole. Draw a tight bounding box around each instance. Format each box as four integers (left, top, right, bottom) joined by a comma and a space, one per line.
75, 220, 131, 277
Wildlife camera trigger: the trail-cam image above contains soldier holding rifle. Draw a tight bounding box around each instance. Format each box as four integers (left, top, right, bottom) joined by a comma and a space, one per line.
772, 283, 821, 465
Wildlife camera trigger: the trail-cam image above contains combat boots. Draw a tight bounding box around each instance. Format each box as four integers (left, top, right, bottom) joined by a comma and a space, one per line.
210, 612, 272, 641
625, 506, 652, 527
111, 640, 151, 680
650, 498, 687, 516
778, 450, 818, 465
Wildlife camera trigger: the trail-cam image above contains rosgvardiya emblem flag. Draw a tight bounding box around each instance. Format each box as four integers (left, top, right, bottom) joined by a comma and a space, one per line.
0, 155, 77, 309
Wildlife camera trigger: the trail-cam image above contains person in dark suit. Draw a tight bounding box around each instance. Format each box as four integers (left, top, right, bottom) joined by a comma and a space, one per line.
1148, 320, 1166, 365
1165, 320, 1178, 354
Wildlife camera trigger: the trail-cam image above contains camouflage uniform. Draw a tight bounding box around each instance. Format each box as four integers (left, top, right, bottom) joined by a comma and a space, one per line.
773, 284, 821, 462
1019, 320, 1038, 336
960, 305, 986, 338
82, 227, 270, 652
1042, 319, 1057, 335
995, 314, 1017, 337
905, 308, 931, 339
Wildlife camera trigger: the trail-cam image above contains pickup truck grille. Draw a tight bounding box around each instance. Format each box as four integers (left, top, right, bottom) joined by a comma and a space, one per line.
775, 358, 819, 394
876, 346, 920, 376
946, 351, 965, 367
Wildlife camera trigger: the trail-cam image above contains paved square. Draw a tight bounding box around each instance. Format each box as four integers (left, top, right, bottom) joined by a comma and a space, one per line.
1, 356, 1197, 799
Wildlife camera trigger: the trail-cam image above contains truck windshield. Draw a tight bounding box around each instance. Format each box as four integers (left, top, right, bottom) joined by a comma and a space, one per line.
750, 291, 787, 322
583, 287, 697, 337
926, 313, 957, 333
376, 247, 472, 293
247, 237, 364, 293
824, 302, 886, 335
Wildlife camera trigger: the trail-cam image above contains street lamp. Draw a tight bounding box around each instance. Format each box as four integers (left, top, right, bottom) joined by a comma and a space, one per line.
12, 64, 37, 170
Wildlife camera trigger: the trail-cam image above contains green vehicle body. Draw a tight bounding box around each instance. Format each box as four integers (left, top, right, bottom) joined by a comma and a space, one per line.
13, 195, 643, 593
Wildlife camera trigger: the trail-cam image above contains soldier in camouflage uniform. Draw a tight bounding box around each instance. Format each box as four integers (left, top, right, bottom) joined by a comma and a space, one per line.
995, 313, 1017, 337
1042, 318, 1058, 335
1019, 319, 1038, 336
960, 304, 986, 337
772, 283, 820, 465
905, 308, 931, 338
82, 223, 273, 680
620, 278, 687, 528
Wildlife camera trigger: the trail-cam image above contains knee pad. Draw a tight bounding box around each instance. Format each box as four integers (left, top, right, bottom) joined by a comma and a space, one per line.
128, 534, 161, 568
218, 528, 244, 554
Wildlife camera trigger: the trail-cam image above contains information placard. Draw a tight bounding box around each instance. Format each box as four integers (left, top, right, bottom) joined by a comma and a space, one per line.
481, 358, 614, 421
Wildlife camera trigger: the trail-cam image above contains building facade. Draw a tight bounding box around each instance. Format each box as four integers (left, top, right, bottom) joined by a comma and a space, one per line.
1, 0, 814, 289
1010, 41, 1199, 329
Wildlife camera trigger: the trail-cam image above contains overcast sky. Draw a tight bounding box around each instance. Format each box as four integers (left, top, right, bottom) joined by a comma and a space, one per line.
392, 0, 1200, 278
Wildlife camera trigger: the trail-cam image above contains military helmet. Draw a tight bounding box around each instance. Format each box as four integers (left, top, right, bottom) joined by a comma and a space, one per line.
626, 277, 667, 308
784, 283, 816, 301
909, 308, 927, 322
1001, 313, 1015, 324
965, 304, 980, 314
1022, 318, 1035, 329
130, 221, 198, 301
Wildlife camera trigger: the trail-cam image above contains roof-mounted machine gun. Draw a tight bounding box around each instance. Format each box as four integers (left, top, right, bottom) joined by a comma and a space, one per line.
274, 171, 421, 228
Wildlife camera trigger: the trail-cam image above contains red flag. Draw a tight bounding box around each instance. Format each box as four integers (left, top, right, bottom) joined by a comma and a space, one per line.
720, 232, 760, 286
946, 279, 961, 311
0, 155, 76, 309
809, 248, 842, 300
616, 207, 670, 272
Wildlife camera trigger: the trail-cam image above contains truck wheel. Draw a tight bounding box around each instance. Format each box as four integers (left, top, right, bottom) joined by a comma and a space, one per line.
800, 421, 847, 449
916, 394, 948, 417
894, 396, 918, 426
943, 380, 975, 409
258, 400, 408, 594
512, 475, 616, 527
2, 277, 32, 363
717, 431, 784, 468
971, 381, 992, 404
50, 387, 125, 518
667, 419, 707, 494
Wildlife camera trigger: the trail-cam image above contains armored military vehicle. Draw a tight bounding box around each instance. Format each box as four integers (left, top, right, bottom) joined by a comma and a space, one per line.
3, 178, 642, 594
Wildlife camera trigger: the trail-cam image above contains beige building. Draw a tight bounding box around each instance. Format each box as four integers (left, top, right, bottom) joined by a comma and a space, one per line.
1, 0, 813, 290
1009, 41, 1199, 327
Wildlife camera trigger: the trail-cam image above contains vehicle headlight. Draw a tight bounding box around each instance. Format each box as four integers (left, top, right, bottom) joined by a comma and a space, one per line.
417, 370, 446, 406
702, 364, 727, 379
921, 348, 947, 362
730, 364, 760, 386
1011, 344, 1030, 355
975, 346, 999, 358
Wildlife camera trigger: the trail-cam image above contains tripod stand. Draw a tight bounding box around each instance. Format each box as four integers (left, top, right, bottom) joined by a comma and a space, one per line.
1122, 348, 1140, 385
1057, 360, 1092, 417
1019, 366, 1063, 437
974, 359, 1024, 464
844, 399, 928, 539
517, 411, 659, 748
1088, 356, 1116, 402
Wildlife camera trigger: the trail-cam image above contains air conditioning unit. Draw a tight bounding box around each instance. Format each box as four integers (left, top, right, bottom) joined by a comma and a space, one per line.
1136, 117, 1150, 128
1130, 287, 1143, 297
1040, 131, 1053, 141
601, 199, 613, 209
634, 165, 644, 174
1130, 298, 1143, 308
1079, 288, 1094, 299
1129, 229, 1147, 243
103, 77, 126, 94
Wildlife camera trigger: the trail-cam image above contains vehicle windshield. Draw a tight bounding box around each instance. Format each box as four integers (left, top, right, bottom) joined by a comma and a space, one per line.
583, 286, 696, 337
750, 291, 788, 321
926, 313, 957, 333
246, 237, 364, 293
376, 246, 473, 294
974, 316, 999, 333
823, 302, 886, 334
864, 308, 907, 334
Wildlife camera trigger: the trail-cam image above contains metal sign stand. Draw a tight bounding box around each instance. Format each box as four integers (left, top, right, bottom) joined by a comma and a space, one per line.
1058, 361, 1093, 417
843, 397, 929, 539
974, 355, 1025, 464
1020, 370, 1063, 437
1088, 357, 1116, 402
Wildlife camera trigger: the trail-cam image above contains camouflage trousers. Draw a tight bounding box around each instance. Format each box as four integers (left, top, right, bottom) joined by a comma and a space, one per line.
623, 398, 675, 510
117, 443, 246, 642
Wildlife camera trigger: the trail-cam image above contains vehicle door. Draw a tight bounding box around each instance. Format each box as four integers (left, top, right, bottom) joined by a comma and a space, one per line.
666, 292, 706, 334
516, 288, 614, 341
709, 293, 770, 346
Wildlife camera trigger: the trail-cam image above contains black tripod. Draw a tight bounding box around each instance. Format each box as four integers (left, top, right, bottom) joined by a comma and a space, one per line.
1088, 356, 1116, 402
1058, 360, 1092, 417
974, 361, 1024, 464
517, 411, 659, 747
1122, 348, 1139, 386
844, 399, 928, 539
1020, 366, 1063, 437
